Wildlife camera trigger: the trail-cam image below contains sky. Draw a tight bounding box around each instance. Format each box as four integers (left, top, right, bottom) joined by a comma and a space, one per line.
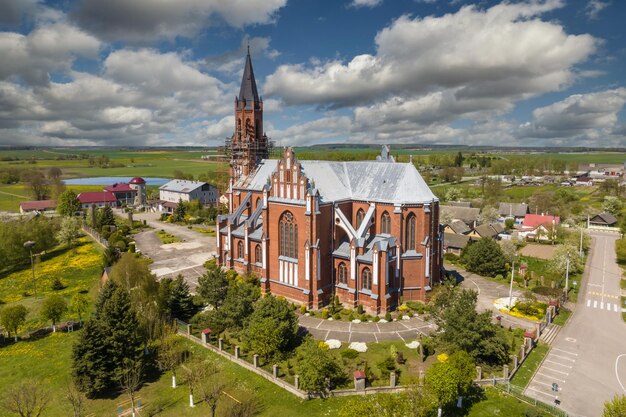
0, 0, 625, 148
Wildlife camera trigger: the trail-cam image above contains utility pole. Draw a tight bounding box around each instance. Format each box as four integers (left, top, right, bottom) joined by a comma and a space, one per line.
508, 256, 516, 311
23, 240, 36, 298
564, 254, 570, 302
579, 226, 584, 258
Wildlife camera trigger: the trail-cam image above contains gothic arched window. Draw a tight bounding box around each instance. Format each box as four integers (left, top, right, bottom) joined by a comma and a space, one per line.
237, 241, 244, 259
255, 244, 262, 264
362, 267, 372, 291
405, 214, 416, 251
356, 209, 365, 229
381, 211, 391, 234
338, 262, 347, 285
279, 211, 298, 259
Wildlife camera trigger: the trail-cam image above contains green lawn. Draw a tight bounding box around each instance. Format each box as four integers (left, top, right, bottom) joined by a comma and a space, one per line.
510, 343, 550, 389
0, 238, 102, 330
464, 386, 556, 417
157, 230, 182, 244
552, 308, 571, 326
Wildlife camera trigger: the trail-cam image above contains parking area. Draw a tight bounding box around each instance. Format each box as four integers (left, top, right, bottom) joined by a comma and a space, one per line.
299, 314, 436, 343
525, 347, 578, 405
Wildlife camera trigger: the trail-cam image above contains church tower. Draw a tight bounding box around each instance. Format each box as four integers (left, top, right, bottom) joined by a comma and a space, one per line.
227, 48, 270, 181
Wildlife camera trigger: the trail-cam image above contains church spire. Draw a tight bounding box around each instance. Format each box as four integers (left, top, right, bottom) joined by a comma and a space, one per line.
238, 48, 260, 106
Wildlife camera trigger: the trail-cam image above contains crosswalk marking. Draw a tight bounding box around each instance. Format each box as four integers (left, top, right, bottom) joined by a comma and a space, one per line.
553, 348, 577, 356
526, 386, 557, 398
586, 299, 620, 312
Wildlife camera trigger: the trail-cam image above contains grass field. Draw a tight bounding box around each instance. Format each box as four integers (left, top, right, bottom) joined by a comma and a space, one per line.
509, 343, 550, 389
0, 237, 103, 330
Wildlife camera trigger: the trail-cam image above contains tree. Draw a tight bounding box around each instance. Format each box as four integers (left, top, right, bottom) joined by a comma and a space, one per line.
295, 338, 344, 394
603, 196, 624, 217
158, 326, 184, 388
41, 295, 68, 331
2, 380, 51, 417
70, 293, 89, 325
65, 382, 85, 417
97, 206, 115, 230
197, 264, 229, 308
478, 206, 499, 225
603, 394, 626, 417
182, 359, 225, 415
454, 152, 464, 167
57, 190, 81, 217
173, 199, 187, 223
549, 244, 584, 276
504, 218, 515, 230
168, 275, 196, 321
1, 304, 28, 341
444, 188, 462, 203
218, 280, 261, 332
461, 238, 507, 277
426, 351, 476, 415
72, 281, 144, 397
242, 295, 299, 361
432, 287, 509, 366
101, 246, 120, 268
56, 217, 82, 249
117, 359, 143, 417
22, 170, 49, 200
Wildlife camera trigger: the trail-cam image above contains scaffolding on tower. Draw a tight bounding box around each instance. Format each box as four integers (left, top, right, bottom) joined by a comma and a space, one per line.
223, 134, 275, 182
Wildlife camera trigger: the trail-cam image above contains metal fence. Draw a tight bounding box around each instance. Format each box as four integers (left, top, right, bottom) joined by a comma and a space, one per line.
496, 384, 569, 417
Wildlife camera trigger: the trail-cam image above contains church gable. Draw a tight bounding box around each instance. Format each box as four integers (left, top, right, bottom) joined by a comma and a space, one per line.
270, 148, 309, 201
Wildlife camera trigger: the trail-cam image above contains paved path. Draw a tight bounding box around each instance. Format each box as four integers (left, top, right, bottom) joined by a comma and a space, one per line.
450, 264, 536, 331
129, 211, 216, 290
299, 314, 436, 343
525, 231, 626, 417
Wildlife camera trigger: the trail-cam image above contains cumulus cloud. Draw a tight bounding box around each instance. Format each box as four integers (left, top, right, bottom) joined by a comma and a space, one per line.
516, 88, 626, 145
265, 0, 597, 123
71, 0, 287, 42
0, 23, 101, 84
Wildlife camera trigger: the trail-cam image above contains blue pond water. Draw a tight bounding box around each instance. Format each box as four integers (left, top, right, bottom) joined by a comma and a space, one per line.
64, 177, 170, 186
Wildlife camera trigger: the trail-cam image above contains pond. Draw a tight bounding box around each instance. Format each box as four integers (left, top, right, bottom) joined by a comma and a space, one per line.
63, 177, 170, 186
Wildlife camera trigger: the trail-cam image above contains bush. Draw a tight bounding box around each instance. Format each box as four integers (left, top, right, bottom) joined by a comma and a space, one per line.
377, 356, 396, 372
341, 349, 359, 359
321, 309, 329, 319
348, 312, 355, 321
495, 274, 504, 280
51, 278, 64, 291
396, 351, 406, 365
359, 314, 368, 322
373, 316, 380, 322
357, 304, 364, 314
444, 253, 460, 263
128, 243, 135, 253
384, 312, 392, 321
421, 336, 435, 359
300, 304, 307, 315
332, 313, 341, 320
408, 312, 414, 318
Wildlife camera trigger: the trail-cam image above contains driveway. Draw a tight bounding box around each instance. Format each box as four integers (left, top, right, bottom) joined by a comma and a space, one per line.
129, 210, 217, 290
449, 264, 536, 331
299, 314, 436, 343
525, 231, 626, 417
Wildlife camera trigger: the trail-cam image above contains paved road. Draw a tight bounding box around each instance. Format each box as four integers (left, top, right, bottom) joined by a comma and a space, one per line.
129, 211, 217, 290
300, 315, 436, 343
525, 231, 626, 417
451, 265, 535, 331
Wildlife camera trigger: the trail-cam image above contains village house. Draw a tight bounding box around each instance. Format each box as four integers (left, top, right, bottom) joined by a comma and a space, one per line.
498, 202, 528, 224
440, 205, 480, 229
443, 233, 470, 255
588, 212, 618, 229
77, 191, 117, 209
216, 51, 442, 313
159, 180, 218, 213
19, 200, 57, 214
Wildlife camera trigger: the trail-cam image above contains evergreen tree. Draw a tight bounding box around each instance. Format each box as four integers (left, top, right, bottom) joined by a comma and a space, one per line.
102, 246, 120, 268
461, 238, 507, 277
168, 275, 196, 321
197, 265, 229, 308
97, 206, 115, 230
72, 281, 144, 397
173, 199, 186, 222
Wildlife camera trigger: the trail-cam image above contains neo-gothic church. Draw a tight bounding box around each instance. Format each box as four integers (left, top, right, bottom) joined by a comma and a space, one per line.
217, 51, 442, 313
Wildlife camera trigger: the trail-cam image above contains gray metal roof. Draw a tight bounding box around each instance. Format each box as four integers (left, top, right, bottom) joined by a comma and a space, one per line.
498, 202, 528, 217
159, 179, 207, 193
241, 158, 436, 204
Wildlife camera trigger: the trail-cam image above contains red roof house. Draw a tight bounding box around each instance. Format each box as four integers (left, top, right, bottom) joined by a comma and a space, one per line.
77, 191, 117, 207
19, 200, 57, 213
104, 183, 135, 193
522, 214, 560, 229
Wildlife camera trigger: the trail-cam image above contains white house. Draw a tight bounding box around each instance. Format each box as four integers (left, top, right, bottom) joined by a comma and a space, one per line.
158, 180, 218, 212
